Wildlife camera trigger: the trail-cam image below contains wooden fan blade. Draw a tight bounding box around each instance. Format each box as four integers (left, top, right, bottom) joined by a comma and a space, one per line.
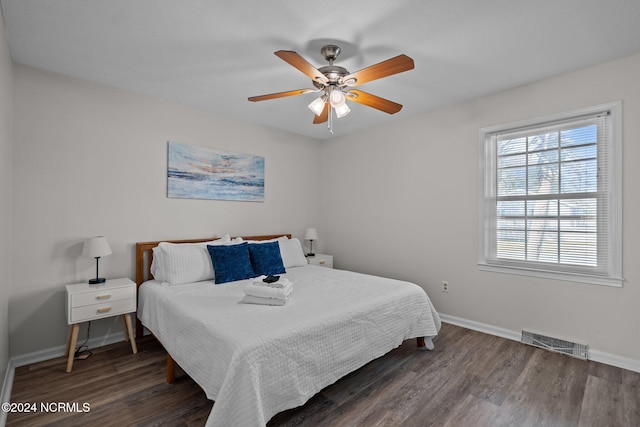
248, 89, 312, 102
343, 54, 414, 86
346, 90, 403, 114
313, 103, 329, 124
275, 51, 329, 85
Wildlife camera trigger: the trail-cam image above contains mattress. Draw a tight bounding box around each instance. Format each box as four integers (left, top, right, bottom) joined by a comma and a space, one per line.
138, 264, 441, 426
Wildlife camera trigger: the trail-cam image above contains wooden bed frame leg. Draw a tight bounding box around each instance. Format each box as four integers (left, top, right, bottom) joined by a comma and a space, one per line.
166, 353, 176, 384
417, 336, 435, 351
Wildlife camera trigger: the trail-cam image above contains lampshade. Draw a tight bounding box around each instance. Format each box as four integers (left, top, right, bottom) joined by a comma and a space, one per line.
334, 102, 351, 118
308, 97, 325, 116
328, 90, 350, 118
82, 236, 112, 258
304, 228, 319, 241
329, 90, 346, 108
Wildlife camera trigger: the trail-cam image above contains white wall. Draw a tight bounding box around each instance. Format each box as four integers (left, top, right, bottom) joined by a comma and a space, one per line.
10, 65, 322, 357
321, 53, 640, 362
0, 8, 13, 385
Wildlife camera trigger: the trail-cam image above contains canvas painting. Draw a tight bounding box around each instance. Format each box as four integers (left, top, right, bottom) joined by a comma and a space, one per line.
167, 141, 265, 202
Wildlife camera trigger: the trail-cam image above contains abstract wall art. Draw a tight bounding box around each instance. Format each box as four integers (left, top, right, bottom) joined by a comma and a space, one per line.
167, 141, 265, 202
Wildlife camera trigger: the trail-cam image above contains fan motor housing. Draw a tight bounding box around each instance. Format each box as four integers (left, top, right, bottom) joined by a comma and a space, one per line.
313, 65, 349, 89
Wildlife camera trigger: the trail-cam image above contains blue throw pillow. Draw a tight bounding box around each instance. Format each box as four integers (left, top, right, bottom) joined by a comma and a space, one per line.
248, 242, 286, 276
207, 242, 255, 284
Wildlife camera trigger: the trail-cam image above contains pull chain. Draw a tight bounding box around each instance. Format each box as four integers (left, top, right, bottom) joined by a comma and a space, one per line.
328, 104, 333, 134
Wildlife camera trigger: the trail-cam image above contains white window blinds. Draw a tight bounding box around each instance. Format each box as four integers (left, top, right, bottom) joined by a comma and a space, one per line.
479, 102, 622, 286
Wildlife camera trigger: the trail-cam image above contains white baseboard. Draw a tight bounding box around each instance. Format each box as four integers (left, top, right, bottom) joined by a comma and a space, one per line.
1, 360, 15, 427
439, 313, 521, 342
10, 331, 126, 368
589, 349, 640, 373
439, 313, 640, 373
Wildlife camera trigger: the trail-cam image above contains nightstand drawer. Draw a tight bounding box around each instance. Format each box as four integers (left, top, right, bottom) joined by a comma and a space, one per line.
71, 286, 135, 307
69, 298, 136, 324
307, 254, 333, 268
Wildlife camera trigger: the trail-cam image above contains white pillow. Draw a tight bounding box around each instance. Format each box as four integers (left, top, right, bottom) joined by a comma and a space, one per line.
151, 234, 233, 285
278, 238, 308, 268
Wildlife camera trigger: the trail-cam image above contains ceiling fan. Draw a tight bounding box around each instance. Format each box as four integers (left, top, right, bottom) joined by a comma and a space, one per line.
248, 45, 414, 133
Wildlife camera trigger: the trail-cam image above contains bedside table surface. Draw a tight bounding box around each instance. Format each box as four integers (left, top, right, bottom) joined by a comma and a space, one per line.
66, 277, 134, 294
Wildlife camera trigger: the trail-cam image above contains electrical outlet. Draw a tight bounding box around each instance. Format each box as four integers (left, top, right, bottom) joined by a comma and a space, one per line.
442, 281, 449, 292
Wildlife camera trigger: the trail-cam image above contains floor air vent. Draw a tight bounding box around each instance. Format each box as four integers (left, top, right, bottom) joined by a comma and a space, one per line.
521, 330, 588, 360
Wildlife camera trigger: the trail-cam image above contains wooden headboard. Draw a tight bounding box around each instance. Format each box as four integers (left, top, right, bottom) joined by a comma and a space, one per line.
134, 234, 292, 338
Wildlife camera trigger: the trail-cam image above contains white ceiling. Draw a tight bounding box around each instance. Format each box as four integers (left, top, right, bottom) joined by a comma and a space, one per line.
2, 0, 640, 140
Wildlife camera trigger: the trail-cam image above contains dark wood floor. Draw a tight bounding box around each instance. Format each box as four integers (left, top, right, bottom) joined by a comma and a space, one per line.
7, 323, 640, 426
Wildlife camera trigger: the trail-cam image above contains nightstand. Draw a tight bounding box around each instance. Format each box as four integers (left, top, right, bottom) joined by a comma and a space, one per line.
307, 253, 333, 268
65, 277, 137, 372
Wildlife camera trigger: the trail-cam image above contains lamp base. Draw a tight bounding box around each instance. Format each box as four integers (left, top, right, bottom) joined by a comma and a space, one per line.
89, 278, 106, 285
306, 253, 315, 257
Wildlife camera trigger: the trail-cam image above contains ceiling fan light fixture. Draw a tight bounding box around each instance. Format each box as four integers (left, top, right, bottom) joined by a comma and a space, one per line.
329, 90, 346, 108
308, 96, 326, 116
334, 102, 350, 118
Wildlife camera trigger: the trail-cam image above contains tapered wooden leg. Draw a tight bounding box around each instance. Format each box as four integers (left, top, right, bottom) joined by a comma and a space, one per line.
417, 336, 425, 348
124, 314, 138, 354
166, 353, 176, 384
64, 325, 73, 357
66, 324, 80, 373
121, 315, 130, 342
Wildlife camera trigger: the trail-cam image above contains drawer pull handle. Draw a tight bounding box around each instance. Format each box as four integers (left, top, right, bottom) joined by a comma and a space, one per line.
97, 307, 112, 314
319, 260, 325, 264
96, 294, 111, 300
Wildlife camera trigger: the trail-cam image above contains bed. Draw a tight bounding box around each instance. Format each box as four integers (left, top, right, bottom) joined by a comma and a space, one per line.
135, 234, 441, 426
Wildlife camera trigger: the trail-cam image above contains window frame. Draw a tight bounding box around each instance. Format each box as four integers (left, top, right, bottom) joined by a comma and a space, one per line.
478, 102, 623, 287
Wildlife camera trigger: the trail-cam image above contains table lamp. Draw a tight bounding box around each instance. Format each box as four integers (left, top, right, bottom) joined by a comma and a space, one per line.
82, 236, 112, 284
304, 228, 318, 257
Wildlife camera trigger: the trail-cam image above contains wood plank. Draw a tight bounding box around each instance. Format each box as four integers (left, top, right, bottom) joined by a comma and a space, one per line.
493, 348, 587, 426
442, 394, 502, 427
467, 338, 534, 406
578, 374, 640, 427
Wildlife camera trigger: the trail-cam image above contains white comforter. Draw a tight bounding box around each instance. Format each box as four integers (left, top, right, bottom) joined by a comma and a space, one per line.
138, 265, 441, 426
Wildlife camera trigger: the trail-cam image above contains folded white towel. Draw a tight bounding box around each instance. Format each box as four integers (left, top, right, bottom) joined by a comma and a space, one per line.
240, 294, 289, 306
250, 275, 290, 289
244, 281, 293, 300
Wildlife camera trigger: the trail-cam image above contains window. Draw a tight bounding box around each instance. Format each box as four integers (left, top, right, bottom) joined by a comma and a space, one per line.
479, 102, 622, 286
